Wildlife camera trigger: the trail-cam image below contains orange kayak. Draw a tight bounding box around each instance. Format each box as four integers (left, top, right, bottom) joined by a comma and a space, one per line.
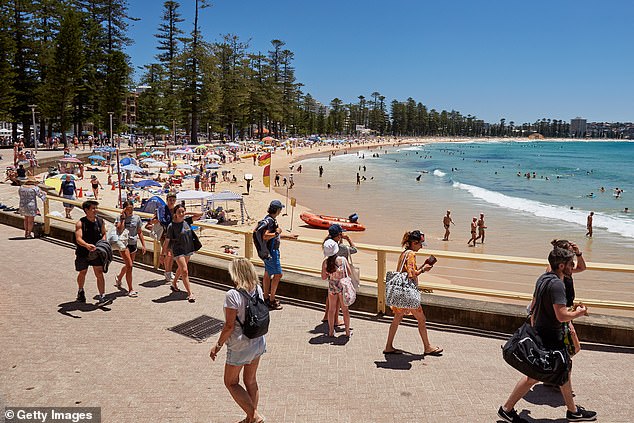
300, 212, 366, 231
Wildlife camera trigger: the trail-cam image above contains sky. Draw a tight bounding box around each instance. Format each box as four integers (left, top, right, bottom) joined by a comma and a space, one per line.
125, 0, 634, 124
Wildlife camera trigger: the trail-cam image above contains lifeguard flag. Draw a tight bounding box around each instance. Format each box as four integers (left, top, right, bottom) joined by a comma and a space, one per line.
263, 165, 271, 188
258, 152, 271, 166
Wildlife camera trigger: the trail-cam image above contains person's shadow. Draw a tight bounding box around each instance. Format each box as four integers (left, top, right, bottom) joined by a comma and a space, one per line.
374, 350, 426, 370
523, 384, 566, 408
152, 290, 188, 303
56, 291, 124, 318
308, 333, 351, 346
139, 279, 167, 289
496, 407, 567, 423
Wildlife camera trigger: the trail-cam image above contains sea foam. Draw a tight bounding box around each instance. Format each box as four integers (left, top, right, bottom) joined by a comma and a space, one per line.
453, 181, 634, 239
433, 169, 446, 177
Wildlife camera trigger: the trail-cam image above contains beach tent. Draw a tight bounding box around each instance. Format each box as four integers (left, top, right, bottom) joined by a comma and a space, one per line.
206, 190, 249, 224
119, 157, 137, 166
134, 180, 161, 189
137, 195, 166, 215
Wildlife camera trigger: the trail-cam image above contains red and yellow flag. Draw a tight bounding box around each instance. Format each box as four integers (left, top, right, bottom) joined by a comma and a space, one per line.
263, 164, 270, 188
258, 152, 271, 166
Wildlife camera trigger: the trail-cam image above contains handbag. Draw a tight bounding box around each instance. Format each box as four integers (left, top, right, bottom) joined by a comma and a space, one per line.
350, 265, 361, 291
502, 279, 572, 386
385, 250, 421, 309
339, 259, 356, 306
106, 225, 129, 251
191, 229, 202, 251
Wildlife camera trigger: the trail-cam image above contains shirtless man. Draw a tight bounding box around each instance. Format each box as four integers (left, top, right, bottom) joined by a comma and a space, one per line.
586, 211, 594, 237
474, 213, 487, 244
442, 210, 454, 241
467, 217, 478, 247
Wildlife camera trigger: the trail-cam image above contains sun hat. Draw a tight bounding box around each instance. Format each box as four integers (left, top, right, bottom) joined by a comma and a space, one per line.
328, 224, 346, 237
323, 239, 339, 257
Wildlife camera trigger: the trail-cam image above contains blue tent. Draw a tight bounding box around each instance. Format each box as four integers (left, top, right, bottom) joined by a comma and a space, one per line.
120, 157, 137, 166
134, 180, 161, 188
137, 195, 166, 215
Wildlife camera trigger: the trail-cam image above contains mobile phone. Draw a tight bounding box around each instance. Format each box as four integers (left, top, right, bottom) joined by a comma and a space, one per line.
425, 255, 437, 266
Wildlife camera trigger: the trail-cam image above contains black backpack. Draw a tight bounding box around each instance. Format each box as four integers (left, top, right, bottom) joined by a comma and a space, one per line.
252, 216, 274, 260
236, 289, 270, 339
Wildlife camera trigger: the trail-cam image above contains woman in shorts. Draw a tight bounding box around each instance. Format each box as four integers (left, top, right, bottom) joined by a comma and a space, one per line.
210, 258, 266, 423
114, 201, 146, 297
161, 204, 197, 302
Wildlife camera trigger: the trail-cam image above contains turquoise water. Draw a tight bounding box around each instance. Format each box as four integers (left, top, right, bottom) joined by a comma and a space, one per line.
399, 141, 634, 239
291, 140, 633, 262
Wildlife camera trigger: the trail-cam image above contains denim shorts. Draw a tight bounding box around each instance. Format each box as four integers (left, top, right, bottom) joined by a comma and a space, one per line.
263, 249, 282, 275
226, 337, 266, 366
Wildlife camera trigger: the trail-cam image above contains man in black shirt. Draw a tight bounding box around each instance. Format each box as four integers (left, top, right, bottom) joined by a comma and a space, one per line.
497, 248, 596, 423
74, 200, 108, 305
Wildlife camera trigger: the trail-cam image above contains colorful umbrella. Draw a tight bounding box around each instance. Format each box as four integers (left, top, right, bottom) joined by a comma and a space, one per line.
59, 157, 83, 163
88, 155, 106, 161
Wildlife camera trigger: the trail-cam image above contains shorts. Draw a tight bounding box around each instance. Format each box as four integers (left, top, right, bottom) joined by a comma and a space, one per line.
63, 194, 76, 209
174, 251, 194, 259
226, 338, 266, 366
263, 249, 282, 276
75, 255, 104, 271
126, 244, 138, 253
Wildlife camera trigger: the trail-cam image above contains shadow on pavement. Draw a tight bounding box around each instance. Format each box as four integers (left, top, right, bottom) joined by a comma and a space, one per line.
374, 351, 425, 370
57, 300, 112, 318
152, 290, 188, 303
8, 237, 33, 241
581, 343, 634, 354
512, 407, 567, 423
139, 278, 167, 289
308, 333, 350, 346
523, 384, 565, 408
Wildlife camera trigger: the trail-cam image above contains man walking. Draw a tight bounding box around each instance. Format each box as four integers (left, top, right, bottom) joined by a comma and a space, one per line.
497, 247, 596, 422
474, 212, 487, 244
442, 210, 454, 241
254, 200, 297, 310
74, 200, 109, 305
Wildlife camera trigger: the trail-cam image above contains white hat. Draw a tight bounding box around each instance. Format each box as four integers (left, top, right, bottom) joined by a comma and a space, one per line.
323, 239, 339, 257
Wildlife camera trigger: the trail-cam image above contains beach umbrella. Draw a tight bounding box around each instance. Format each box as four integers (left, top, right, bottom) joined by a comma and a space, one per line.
119, 157, 137, 166
194, 145, 208, 151
50, 173, 78, 180
206, 153, 221, 160
134, 180, 161, 188
44, 178, 62, 191
141, 158, 156, 163
169, 169, 186, 177
88, 155, 106, 161
122, 164, 144, 173
177, 164, 195, 170
59, 157, 83, 163
172, 149, 188, 154
139, 152, 151, 157
226, 142, 240, 148
147, 161, 168, 168
151, 150, 164, 156
262, 136, 276, 142
206, 163, 221, 169
171, 160, 186, 165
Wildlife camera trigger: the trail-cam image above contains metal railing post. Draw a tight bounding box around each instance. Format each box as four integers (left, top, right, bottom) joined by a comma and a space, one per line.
245, 231, 254, 259
43, 197, 50, 235
377, 250, 387, 314
153, 238, 160, 270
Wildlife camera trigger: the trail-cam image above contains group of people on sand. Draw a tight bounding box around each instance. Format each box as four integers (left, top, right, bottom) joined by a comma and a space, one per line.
439, 209, 487, 245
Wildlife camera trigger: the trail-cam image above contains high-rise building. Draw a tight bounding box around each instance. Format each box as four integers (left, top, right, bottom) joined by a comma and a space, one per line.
570, 117, 587, 138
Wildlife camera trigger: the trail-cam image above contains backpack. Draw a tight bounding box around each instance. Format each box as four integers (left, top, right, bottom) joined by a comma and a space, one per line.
252, 216, 274, 260
236, 288, 270, 339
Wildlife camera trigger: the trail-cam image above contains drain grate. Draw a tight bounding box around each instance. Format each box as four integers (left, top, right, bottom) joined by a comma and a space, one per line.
168, 315, 224, 341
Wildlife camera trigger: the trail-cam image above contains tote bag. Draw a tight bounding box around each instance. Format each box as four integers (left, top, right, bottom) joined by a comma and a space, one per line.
385, 250, 421, 309
339, 259, 356, 306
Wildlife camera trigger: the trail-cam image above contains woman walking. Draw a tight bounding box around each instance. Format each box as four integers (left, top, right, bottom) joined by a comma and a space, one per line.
321, 239, 352, 337
383, 230, 443, 356
90, 175, 103, 199
161, 204, 197, 302
114, 201, 147, 297
18, 178, 46, 238
210, 258, 266, 423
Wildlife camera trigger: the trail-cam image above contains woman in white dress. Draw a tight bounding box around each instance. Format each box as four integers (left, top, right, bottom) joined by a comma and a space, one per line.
18, 178, 46, 238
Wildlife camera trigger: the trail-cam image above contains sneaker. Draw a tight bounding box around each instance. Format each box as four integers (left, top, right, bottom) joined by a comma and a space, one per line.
96, 294, 111, 305
164, 271, 174, 282
566, 406, 597, 422
497, 406, 529, 423
76, 290, 86, 303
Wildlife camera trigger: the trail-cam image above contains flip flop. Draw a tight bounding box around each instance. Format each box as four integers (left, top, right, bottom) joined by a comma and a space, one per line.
170, 284, 180, 292
424, 347, 443, 356
383, 349, 403, 355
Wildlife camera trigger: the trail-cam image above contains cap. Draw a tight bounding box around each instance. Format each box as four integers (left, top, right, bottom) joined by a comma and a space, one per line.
323, 239, 339, 257
328, 224, 346, 237
269, 200, 284, 209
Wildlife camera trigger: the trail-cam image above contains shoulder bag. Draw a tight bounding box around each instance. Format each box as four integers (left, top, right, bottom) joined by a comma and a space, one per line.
385, 250, 421, 309
338, 258, 356, 306
501, 278, 572, 386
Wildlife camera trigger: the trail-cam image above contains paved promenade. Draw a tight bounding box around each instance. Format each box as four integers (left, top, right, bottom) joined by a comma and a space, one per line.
0, 223, 633, 423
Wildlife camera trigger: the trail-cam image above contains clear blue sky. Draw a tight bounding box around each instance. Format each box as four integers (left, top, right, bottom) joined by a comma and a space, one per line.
126, 0, 634, 124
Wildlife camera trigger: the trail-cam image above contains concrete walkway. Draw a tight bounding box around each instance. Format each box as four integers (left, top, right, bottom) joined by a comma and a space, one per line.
0, 223, 632, 422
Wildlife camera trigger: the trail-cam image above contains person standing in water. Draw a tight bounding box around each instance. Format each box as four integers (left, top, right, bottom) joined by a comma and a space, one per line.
585, 212, 594, 237
442, 210, 454, 241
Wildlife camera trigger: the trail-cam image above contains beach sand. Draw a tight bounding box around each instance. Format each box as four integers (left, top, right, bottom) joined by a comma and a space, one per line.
32, 137, 634, 318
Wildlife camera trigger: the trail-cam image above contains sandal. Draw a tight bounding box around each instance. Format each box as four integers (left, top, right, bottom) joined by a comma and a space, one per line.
128, 290, 138, 297
170, 284, 180, 292
187, 295, 196, 303
114, 276, 122, 289
424, 346, 443, 356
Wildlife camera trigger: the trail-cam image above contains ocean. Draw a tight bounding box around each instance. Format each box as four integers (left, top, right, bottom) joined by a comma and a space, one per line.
290, 140, 633, 264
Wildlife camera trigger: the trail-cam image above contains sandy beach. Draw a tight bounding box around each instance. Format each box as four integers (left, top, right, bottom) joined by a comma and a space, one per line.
8, 137, 633, 318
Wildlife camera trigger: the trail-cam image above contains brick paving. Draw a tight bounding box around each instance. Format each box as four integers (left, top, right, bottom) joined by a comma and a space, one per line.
0, 223, 633, 423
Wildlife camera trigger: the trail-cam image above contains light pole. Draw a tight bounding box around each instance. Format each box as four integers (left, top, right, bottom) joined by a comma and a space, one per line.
28, 104, 38, 151
108, 112, 114, 146
172, 119, 176, 145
